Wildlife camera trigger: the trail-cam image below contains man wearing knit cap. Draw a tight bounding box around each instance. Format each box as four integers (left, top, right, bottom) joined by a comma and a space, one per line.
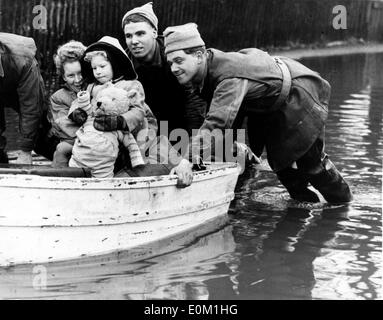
164, 23, 353, 204
122, 2, 158, 31
121, 2, 206, 136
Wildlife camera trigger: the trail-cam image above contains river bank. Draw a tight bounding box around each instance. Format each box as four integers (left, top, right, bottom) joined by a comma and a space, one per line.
270, 42, 383, 60
2, 0, 382, 74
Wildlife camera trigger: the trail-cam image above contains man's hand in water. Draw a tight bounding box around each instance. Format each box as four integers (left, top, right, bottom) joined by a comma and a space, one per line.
170, 159, 193, 188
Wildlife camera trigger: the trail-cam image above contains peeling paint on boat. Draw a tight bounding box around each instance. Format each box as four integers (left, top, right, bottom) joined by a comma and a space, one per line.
0, 163, 240, 266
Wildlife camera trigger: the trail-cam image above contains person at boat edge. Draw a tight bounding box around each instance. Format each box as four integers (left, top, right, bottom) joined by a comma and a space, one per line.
66, 36, 149, 178
0, 32, 46, 165
48, 40, 88, 168
163, 23, 353, 203
121, 2, 207, 137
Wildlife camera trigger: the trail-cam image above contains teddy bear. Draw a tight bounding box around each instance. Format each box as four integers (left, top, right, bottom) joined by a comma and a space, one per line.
68, 81, 148, 178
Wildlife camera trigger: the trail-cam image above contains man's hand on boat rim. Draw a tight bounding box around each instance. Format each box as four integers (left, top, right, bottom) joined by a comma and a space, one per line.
170, 159, 193, 188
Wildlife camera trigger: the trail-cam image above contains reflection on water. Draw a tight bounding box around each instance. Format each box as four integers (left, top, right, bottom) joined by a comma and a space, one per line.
0, 216, 238, 300
1, 53, 382, 300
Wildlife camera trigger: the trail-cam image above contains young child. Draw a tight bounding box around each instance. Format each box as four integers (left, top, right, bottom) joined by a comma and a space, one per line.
49, 40, 87, 167
68, 36, 156, 178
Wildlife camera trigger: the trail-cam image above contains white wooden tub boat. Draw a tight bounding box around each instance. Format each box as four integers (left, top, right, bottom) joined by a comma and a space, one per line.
0, 162, 240, 266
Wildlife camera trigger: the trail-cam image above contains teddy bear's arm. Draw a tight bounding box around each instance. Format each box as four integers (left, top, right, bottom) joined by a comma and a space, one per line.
120, 82, 148, 132
120, 106, 145, 132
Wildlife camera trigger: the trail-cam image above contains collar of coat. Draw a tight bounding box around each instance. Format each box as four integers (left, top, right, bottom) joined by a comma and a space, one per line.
128, 37, 164, 69
192, 50, 210, 94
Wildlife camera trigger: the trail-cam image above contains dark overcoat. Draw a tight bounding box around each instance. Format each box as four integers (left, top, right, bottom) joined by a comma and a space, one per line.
0, 33, 46, 151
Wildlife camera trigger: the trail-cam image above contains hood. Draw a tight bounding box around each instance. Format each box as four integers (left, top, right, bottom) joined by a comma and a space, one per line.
84, 36, 137, 82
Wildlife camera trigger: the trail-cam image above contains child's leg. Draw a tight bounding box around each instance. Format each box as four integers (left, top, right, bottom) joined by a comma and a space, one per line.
68, 152, 114, 178
91, 166, 114, 178
52, 141, 73, 168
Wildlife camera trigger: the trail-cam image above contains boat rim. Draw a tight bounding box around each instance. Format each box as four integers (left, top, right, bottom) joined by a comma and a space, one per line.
0, 162, 241, 189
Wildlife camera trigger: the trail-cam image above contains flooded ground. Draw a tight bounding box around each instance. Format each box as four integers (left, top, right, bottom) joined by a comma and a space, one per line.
0, 52, 382, 300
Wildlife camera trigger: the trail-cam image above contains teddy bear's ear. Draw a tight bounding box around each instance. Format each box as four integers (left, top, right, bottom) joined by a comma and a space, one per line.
115, 80, 132, 92
127, 89, 138, 100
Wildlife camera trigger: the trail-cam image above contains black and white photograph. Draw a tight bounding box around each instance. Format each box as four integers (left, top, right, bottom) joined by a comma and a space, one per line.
0, 0, 382, 304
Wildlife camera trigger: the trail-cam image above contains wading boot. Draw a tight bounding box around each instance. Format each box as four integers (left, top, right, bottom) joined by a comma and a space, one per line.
277, 167, 320, 203
0, 149, 8, 164
308, 158, 353, 204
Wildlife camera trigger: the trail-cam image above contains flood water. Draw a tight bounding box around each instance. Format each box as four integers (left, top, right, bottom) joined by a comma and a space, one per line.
0, 52, 382, 300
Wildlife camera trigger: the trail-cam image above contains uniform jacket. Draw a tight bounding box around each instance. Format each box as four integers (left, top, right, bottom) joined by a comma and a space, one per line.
0, 32, 46, 151
195, 48, 330, 171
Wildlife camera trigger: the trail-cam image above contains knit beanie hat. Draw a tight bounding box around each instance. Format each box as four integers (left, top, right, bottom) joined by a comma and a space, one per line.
121, 2, 158, 30
164, 23, 205, 55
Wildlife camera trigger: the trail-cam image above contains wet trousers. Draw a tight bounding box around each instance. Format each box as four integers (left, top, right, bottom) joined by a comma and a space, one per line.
235, 112, 352, 204
276, 137, 353, 203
